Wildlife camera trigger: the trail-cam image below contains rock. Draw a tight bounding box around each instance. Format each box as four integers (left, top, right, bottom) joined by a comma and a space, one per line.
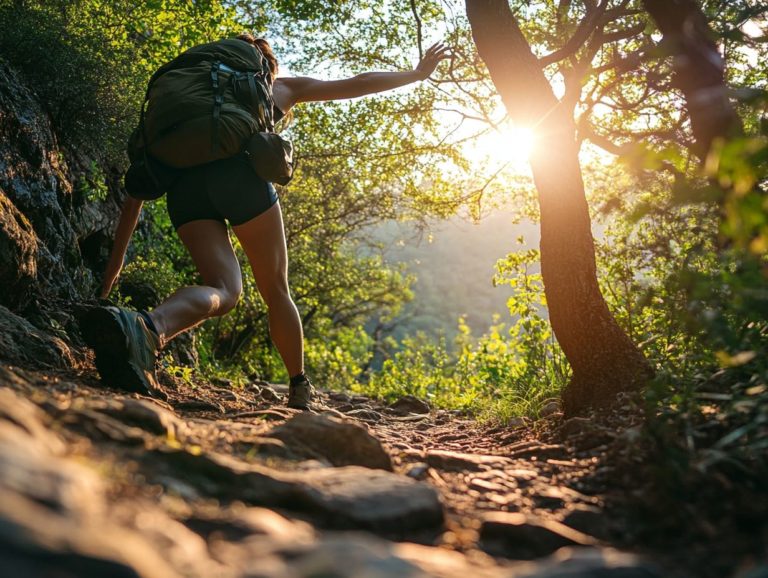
533, 487, 568, 509
389, 395, 430, 415
165, 329, 199, 368
561, 417, 594, 438
0, 305, 74, 368
479, 512, 599, 560
396, 541, 512, 578
0, 189, 38, 309
540, 401, 562, 418
515, 547, 662, 577
147, 449, 443, 532
185, 506, 315, 544
297, 467, 444, 531
251, 534, 425, 578
327, 391, 352, 402
122, 508, 223, 578
405, 462, 429, 480
345, 408, 383, 422
0, 488, 182, 578
561, 506, 612, 542
0, 387, 65, 454
0, 60, 107, 307
98, 397, 185, 439
469, 478, 509, 493
0, 438, 105, 522
267, 412, 393, 471
426, 449, 512, 472
258, 385, 282, 402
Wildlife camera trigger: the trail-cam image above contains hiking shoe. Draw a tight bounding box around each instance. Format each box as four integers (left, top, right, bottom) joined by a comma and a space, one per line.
287, 376, 315, 410
80, 305, 166, 400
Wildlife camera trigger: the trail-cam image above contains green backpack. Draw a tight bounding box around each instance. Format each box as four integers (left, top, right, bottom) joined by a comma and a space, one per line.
126, 38, 293, 200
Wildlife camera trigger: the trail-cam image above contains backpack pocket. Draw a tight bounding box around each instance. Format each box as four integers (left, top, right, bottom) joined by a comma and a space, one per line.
244, 132, 294, 186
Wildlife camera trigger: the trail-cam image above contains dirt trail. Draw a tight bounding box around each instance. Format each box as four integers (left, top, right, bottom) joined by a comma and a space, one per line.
0, 364, 747, 578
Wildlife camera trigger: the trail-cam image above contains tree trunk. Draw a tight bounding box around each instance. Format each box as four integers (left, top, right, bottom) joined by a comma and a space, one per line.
642, 0, 743, 159
465, 0, 653, 416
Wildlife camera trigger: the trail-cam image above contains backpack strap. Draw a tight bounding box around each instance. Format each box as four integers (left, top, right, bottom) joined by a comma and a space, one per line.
210, 61, 228, 154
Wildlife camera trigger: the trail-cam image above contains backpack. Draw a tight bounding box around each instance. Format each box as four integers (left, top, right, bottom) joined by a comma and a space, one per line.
125, 38, 293, 200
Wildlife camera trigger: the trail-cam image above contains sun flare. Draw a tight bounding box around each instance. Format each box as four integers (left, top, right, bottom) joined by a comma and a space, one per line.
471, 125, 536, 165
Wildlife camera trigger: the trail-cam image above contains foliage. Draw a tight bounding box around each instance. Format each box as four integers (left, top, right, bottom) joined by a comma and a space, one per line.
364, 243, 568, 420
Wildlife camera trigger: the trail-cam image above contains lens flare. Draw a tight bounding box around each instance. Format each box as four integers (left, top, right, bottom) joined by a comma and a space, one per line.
472, 124, 536, 164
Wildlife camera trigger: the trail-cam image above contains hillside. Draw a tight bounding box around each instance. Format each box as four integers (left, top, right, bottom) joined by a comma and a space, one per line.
369, 215, 540, 343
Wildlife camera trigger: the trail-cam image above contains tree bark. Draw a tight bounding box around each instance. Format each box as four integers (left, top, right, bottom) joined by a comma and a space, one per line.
465, 0, 653, 416
642, 0, 743, 158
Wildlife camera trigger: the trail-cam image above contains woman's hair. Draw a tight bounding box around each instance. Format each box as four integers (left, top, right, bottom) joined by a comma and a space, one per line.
236, 32, 291, 128
237, 33, 278, 81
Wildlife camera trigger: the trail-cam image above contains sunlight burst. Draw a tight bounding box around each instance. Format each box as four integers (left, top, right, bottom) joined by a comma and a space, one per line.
472, 125, 536, 164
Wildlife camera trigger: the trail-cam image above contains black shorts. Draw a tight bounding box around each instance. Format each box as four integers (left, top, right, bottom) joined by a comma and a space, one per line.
166, 153, 278, 229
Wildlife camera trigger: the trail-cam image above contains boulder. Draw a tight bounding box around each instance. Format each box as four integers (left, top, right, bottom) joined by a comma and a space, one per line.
389, 395, 431, 415
0, 305, 73, 368
267, 412, 393, 471
146, 448, 443, 532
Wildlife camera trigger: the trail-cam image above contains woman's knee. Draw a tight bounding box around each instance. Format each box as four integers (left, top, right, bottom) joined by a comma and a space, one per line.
259, 280, 291, 309
214, 284, 242, 315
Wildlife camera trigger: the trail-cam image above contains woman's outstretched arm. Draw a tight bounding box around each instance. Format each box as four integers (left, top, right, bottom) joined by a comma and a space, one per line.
277, 42, 450, 107
100, 196, 143, 299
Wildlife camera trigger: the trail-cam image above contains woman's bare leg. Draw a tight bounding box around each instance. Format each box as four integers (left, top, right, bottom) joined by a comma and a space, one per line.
232, 202, 303, 376
148, 220, 243, 342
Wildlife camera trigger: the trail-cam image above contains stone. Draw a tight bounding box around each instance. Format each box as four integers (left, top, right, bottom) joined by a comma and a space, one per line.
405, 462, 430, 480
248, 534, 425, 578
0, 387, 65, 454
327, 391, 352, 402
146, 449, 443, 532
345, 408, 384, 422
540, 401, 562, 418
0, 440, 105, 521
561, 506, 612, 542
296, 467, 444, 531
259, 385, 282, 402
561, 417, 594, 438
86, 397, 185, 439
267, 412, 393, 471
389, 395, 431, 415
0, 189, 38, 309
515, 547, 662, 577
0, 60, 106, 307
0, 305, 74, 369
185, 506, 314, 544
480, 512, 599, 560
426, 449, 512, 472
0, 489, 182, 578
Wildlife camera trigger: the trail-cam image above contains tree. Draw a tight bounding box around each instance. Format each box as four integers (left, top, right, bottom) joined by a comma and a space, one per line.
464, 0, 653, 416
641, 0, 743, 159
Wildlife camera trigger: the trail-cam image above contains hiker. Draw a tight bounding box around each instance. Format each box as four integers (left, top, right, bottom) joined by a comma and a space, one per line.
84, 34, 450, 410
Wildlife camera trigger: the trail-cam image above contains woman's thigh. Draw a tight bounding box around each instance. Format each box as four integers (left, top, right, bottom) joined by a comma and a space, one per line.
231, 202, 288, 298
176, 219, 243, 297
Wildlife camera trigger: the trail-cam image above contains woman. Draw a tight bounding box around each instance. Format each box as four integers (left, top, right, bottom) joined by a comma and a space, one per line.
86, 35, 450, 410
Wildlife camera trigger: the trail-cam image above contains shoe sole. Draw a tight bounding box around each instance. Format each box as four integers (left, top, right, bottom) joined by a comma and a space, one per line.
80, 307, 157, 396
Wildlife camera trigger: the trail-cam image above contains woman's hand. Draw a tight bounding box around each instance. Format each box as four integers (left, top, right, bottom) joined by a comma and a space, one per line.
414, 42, 451, 80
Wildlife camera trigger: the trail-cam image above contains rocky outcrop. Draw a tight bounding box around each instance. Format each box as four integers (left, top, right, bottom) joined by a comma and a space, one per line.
0, 58, 120, 326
